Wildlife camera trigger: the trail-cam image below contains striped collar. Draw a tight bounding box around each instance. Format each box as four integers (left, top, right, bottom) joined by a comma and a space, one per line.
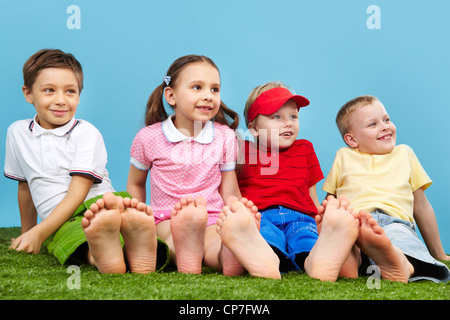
29, 115, 79, 136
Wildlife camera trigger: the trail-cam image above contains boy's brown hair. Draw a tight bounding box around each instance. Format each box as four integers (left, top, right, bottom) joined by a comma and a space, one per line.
336, 95, 379, 139
23, 49, 84, 92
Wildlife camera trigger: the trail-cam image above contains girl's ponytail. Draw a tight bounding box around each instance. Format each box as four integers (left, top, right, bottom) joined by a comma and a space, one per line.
144, 83, 168, 126
214, 101, 239, 130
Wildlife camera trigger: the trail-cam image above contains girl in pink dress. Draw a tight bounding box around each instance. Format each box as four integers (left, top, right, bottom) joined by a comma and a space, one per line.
126, 55, 280, 279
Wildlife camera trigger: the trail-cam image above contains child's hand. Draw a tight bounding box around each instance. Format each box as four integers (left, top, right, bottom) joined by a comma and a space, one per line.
9, 229, 43, 254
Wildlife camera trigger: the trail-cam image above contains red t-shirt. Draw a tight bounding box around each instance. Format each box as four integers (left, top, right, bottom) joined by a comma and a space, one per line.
238, 139, 323, 217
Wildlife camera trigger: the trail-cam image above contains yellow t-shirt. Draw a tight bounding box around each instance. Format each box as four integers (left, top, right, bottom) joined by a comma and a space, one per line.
322, 145, 432, 222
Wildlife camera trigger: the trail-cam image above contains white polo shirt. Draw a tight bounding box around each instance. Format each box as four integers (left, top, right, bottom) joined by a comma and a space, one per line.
4, 116, 115, 220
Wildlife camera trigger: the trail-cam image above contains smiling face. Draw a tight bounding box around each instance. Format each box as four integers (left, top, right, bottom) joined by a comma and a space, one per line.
164, 62, 221, 136
22, 67, 80, 129
249, 100, 299, 150
344, 100, 396, 155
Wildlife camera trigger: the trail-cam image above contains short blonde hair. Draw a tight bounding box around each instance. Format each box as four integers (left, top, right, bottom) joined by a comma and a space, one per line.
336, 95, 379, 139
243, 81, 287, 126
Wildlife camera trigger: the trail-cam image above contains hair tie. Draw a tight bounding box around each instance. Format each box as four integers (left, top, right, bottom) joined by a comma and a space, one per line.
163, 73, 171, 86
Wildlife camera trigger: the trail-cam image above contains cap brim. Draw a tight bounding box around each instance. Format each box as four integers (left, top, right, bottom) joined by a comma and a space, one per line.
290, 95, 310, 109
258, 94, 310, 115
247, 87, 310, 124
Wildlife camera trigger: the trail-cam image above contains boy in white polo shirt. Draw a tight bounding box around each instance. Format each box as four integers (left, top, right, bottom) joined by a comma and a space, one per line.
323, 95, 449, 282
5, 49, 167, 274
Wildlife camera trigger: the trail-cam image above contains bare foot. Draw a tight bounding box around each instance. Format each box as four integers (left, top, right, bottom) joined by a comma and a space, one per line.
81, 192, 126, 274
318, 196, 360, 279
170, 196, 208, 274
217, 200, 281, 279
304, 196, 359, 282
217, 197, 261, 276
120, 197, 158, 274
338, 245, 361, 279
316, 195, 354, 233
219, 196, 261, 231
239, 197, 261, 228
355, 210, 414, 283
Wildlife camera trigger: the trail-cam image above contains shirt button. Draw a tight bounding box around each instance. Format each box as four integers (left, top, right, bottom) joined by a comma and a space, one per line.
160, 214, 165, 218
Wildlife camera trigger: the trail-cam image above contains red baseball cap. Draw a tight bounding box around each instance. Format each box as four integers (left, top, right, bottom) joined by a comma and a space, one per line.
247, 87, 310, 124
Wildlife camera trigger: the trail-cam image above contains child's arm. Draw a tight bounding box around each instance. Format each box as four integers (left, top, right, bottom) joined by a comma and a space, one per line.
220, 170, 242, 205
413, 188, 450, 261
17, 181, 38, 234
309, 184, 321, 209
127, 164, 149, 203
10, 175, 94, 254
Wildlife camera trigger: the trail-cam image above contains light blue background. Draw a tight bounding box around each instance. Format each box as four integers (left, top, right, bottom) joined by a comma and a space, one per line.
1, 1, 449, 250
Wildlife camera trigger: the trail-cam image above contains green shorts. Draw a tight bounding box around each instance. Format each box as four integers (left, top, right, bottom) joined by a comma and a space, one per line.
43, 191, 170, 272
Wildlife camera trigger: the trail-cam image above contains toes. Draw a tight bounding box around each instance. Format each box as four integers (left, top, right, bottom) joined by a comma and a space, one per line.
84, 210, 94, 219
222, 205, 232, 217
135, 201, 147, 212
229, 200, 245, 213
123, 197, 131, 207
194, 197, 207, 207
89, 203, 100, 213
145, 205, 154, 216
225, 196, 239, 206
96, 198, 105, 209
173, 202, 182, 212
217, 212, 226, 225
185, 196, 195, 206
101, 193, 122, 211
179, 198, 187, 207
81, 217, 90, 228
338, 198, 349, 210
325, 197, 339, 209
130, 198, 139, 208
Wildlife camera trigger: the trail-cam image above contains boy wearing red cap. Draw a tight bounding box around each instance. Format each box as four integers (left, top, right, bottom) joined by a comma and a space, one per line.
238, 82, 360, 282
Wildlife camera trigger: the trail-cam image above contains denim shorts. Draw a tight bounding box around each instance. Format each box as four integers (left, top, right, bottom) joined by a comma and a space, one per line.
367, 210, 449, 283
259, 206, 318, 272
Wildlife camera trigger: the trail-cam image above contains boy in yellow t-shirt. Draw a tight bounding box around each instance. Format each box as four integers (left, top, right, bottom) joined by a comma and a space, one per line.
323, 95, 449, 283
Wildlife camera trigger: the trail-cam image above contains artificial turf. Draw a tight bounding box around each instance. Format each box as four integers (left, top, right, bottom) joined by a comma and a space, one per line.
1, 227, 449, 302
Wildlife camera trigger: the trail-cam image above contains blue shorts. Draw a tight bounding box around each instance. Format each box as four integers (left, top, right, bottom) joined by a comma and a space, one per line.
259, 206, 318, 272
366, 210, 449, 283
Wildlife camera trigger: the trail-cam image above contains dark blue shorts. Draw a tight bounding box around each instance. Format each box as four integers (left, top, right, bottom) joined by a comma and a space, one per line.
259, 206, 318, 272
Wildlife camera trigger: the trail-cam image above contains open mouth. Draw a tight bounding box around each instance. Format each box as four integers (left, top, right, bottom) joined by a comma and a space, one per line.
196, 106, 213, 112
280, 132, 293, 137
378, 134, 392, 140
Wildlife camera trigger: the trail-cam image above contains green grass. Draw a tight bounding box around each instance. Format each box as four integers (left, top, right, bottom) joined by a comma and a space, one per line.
1, 227, 449, 301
